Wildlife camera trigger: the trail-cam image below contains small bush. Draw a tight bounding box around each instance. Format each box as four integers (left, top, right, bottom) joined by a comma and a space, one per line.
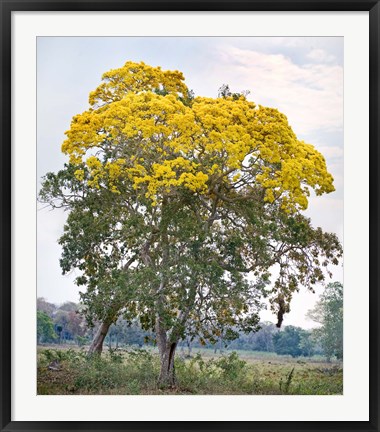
175, 351, 250, 394
215, 352, 247, 380
125, 348, 159, 387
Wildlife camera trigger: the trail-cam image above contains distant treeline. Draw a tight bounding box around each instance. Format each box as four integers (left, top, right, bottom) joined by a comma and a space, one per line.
37, 297, 335, 360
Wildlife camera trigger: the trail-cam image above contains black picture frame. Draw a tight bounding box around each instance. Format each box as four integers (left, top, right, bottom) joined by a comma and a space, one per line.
1, 1, 379, 431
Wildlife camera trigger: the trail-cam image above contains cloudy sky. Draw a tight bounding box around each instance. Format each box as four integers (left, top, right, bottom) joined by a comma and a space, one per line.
37, 37, 343, 328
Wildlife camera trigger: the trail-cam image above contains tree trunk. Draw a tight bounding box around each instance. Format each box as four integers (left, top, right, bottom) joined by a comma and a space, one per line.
158, 341, 177, 388
156, 317, 177, 388
88, 321, 111, 355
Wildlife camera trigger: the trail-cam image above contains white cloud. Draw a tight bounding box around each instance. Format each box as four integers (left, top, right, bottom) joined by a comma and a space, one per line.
318, 145, 344, 159
213, 46, 343, 137
306, 48, 336, 63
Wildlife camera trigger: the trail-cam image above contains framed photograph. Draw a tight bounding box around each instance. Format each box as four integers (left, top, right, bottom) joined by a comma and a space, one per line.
1, 1, 378, 431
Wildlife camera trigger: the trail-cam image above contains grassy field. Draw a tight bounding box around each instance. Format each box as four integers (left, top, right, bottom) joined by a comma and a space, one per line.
37, 345, 343, 395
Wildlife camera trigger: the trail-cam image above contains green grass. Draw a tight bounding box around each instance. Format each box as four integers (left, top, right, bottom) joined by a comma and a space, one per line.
37, 346, 343, 395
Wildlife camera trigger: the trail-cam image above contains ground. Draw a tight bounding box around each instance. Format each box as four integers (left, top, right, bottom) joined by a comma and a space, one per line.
37, 345, 343, 395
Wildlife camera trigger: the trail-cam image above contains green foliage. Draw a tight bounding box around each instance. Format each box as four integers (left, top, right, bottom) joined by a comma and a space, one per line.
38, 347, 159, 394
126, 348, 160, 387
76, 335, 88, 347
279, 367, 295, 394
215, 352, 247, 379
298, 330, 317, 357
37, 299, 88, 345
73, 355, 129, 392
107, 347, 124, 363
37, 311, 57, 343
175, 352, 250, 392
307, 282, 343, 360
272, 326, 313, 357
40, 348, 87, 365
106, 318, 153, 348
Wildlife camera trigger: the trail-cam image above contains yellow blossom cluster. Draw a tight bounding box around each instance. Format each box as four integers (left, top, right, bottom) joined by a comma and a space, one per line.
62, 61, 335, 212
88, 61, 189, 108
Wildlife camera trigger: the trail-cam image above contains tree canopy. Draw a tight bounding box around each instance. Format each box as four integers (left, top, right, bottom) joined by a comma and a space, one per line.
272, 325, 314, 358
39, 61, 342, 386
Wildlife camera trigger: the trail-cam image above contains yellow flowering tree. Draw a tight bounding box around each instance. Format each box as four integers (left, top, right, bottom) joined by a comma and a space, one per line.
40, 61, 342, 386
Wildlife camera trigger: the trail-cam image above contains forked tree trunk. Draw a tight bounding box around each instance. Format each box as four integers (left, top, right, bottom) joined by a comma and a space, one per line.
156, 316, 178, 388
158, 341, 177, 388
88, 321, 111, 355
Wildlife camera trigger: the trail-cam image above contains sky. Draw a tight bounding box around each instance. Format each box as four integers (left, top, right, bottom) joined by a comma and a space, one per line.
37, 36, 343, 329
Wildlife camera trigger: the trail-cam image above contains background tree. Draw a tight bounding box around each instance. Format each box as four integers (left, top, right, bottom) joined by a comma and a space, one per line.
105, 317, 153, 349
307, 281, 343, 360
40, 61, 342, 387
37, 297, 56, 316
272, 325, 305, 357
223, 322, 278, 352
59, 301, 78, 312
37, 311, 57, 343
66, 310, 87, 343
298, 330, 316, 357
53, 310, 71, 343
250, 322, 278, 352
